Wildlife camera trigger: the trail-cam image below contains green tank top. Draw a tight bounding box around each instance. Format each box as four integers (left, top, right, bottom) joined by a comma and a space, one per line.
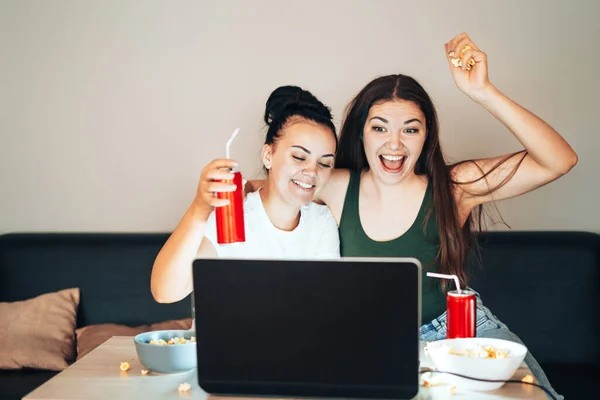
338, 170, 446, 325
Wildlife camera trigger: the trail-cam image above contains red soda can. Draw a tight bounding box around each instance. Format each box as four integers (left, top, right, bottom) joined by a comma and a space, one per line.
215, 169, 246, 244
446, 289, 476, 339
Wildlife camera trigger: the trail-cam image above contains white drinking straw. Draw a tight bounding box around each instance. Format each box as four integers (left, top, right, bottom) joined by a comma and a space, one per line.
225, 128, 240, 159
427, 272, 462, 294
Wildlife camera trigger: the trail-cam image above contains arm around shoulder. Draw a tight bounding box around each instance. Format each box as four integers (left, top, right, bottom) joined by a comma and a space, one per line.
315, 168, 351, 224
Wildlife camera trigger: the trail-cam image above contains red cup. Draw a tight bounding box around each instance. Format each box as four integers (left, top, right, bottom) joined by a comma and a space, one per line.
215, 170, 245, 245
446, 289, 476, 339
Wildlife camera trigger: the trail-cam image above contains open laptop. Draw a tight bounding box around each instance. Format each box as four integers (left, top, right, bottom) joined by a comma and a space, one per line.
191, 257, 421, 399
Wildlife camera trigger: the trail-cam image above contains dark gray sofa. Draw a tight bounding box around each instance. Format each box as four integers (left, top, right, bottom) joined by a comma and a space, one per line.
0, 231, 598, 399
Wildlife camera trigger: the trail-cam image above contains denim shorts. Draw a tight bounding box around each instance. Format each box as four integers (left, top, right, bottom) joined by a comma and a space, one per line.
420, 289, 507, 342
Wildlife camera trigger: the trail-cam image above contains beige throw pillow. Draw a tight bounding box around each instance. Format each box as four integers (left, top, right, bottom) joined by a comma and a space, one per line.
0, 288, 80, 370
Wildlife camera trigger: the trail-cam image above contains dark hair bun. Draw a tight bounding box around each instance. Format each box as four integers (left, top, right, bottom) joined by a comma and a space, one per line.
264, 85, 332, 126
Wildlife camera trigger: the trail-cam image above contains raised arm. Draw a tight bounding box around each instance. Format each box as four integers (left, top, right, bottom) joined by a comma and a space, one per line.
150, 159, 238, 303
444, 33, 577, 212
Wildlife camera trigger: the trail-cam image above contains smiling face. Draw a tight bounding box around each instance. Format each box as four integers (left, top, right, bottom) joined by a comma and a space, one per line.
362, 99, 427, 185
262, 118, 337, 207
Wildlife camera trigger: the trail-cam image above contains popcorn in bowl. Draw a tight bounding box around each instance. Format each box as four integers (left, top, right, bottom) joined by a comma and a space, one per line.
445, 343, 510, 359
425, 338, 528, 392
148, 336, 196, 345
133, 329, 197, 374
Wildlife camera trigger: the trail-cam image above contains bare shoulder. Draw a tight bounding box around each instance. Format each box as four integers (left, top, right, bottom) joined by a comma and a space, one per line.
316, 168, 351, 224
318, 168, 350, 204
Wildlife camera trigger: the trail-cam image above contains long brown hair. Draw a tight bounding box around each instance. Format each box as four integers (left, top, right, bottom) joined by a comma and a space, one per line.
335, 74, 526, 291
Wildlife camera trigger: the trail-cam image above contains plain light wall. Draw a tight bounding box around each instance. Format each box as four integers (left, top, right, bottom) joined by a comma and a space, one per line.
0, 0, 598, 233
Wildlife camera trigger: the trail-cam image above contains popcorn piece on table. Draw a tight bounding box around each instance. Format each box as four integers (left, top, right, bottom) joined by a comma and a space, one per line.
522, 374, 535, 384
120, 362, 130, 372
420, 371, 444, 388
141, 369, 149, 376
178, 382, 192, 392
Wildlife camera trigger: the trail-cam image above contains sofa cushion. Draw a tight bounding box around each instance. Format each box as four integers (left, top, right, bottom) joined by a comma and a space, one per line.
75, 318, 192, 359
0, 233, 191, 327
541, 362, 599, 399
470, 231, 600, 366
0, 288, 80, 370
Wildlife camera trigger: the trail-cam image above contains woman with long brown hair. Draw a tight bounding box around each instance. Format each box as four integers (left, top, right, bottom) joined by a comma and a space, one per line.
315, 32, 575, 399
247, 33, 574, 398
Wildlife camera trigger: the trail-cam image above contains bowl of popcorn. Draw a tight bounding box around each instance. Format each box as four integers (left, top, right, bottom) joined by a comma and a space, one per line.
133, 329, 197, 374
424, 338, 528, 391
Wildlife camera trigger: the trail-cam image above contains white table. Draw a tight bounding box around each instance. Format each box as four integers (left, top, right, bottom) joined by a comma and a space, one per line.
23, 336, 547, 400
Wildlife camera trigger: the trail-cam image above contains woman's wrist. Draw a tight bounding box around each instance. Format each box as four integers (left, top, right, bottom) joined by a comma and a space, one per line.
470, 83, 501, 107
189, 201, 212, 225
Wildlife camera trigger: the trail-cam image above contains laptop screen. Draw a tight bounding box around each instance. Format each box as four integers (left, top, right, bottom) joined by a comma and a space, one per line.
193, 257, 421, 399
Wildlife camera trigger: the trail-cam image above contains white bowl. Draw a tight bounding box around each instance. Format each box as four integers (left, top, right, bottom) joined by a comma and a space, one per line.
425, 338, 527, 391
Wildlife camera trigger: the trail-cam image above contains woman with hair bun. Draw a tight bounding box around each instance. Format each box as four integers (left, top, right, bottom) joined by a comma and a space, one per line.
151, 85, 340, 304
